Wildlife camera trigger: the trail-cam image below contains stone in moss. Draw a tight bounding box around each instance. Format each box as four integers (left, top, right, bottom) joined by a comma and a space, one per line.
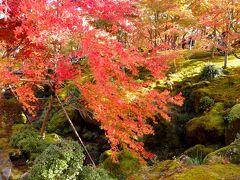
204, 139, 240, 164
186, 103, 225, 145
183, 144, 215, 160
131, 159, 184, 180
225, 104, 240, 123
101, 150, 144, 179
225, 104, 240, 144
225, 120, 240, 144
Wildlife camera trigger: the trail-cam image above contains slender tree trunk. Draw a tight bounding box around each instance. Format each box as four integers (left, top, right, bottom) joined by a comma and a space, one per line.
224, 51, 228, 69
211, 28, 217, 59
55, 93, 96, 167
41, 95, 54, 138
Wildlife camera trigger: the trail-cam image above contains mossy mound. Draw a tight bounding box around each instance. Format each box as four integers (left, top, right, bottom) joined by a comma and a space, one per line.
101, 150, 144, 179
186, 103, 225, 145
225, 104, 240, 123
195, 68, 240, 102
132, 160, 240, 180
171, 164, 240, 180
225, 104, 240, 144
183, 144, 215, 160
204, 139, 240, 164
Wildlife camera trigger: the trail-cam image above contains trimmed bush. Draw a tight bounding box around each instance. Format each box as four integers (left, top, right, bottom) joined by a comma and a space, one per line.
10, 126, 59, 161
28, 140, 112, 180
28, 140, 85, 180
199, 96, 214, 112
78, 166, 114, 180
200, 64, 223, 80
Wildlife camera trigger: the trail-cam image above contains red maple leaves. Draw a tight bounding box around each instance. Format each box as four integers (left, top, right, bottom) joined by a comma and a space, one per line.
0, 0, 184, 160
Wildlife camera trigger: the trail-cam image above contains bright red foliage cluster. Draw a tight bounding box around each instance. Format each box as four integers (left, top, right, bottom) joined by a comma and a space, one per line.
0, 0, 183, 159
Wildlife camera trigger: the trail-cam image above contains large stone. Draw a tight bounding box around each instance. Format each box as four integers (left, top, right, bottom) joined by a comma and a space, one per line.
186, 103, 225, 145
204, 139, 240, 165
183, 144, 215, 160
225, 104, 240, 144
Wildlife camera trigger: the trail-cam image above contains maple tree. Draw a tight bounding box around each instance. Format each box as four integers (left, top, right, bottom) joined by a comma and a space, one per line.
129, 0, 196, 50
192, 0, 240, 67
0, 0, 184, 161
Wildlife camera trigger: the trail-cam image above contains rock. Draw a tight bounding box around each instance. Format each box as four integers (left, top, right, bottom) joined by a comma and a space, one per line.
101, 150, 144, 179
183, 144, 215, 159
179, 155, 192, 166
186, 103, 225, 145
225, 104, 240, 144
204, 139, 240, 165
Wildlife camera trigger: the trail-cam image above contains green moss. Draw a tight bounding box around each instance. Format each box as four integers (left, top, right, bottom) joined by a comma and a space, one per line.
11, 124, 29, 135
183, 144, 215, 159
168, 52, 239, 83
172, 164, 240, 180
186, 103, 225, 144
101, 150, 144, 179
44, 133, 61, 143
58, 82, 80, 99
226, 104, 240, 123
133, 161, 240, 180
196, 68, 240, 102
204, 139, 240, 164
47, 106, 77, 134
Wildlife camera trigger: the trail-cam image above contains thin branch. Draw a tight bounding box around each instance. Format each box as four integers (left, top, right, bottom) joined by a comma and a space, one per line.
55, 90, 96, 167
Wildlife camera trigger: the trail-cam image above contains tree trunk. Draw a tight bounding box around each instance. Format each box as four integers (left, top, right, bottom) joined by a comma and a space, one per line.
40, 95, 54, 138
224, 51, 228, 69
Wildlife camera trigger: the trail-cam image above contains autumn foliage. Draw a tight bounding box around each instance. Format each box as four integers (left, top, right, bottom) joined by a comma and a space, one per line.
0, 0, 184, 160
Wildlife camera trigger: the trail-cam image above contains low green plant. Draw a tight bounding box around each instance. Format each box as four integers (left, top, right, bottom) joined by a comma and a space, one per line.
10, 126, 58, 161
78, 166, 115, 180
28, 140, 85, 180
189, 157, 204, 165
199, 96, 215, 112
200, 63, 223, 80
28, 140, 112, 180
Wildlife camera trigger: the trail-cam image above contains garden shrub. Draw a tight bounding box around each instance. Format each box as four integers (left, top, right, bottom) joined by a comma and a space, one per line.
28, 140, 112, 180
78, 166, 115, 180
199, 96, 214, 112
10, 126, 59, 160
28, 140, 85, 180
200, 64, 223, 80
